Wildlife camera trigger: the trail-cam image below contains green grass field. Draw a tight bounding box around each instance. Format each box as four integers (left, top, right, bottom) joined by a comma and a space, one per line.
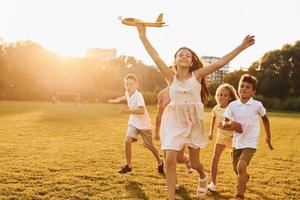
0, 101, 299, 200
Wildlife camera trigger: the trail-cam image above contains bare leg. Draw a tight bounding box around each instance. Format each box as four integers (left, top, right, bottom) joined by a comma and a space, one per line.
189, 147, 207, 196
177, 146, 192, 173
166, 150, 177, 200
211, 144, 226, 184
176, 146, 186, 163
189, 148, 206, 178
140, 133, 162, 164
146, 145, 162, 164
125, 137, 133, 166
236, 160, 248, 198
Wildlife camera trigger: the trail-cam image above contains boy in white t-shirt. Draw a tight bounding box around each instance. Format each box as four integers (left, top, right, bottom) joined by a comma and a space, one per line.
220, 74, 273, 200
109, 73, 164, 174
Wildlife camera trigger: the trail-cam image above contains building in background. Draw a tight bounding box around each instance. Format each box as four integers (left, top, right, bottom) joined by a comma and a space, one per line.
86, 48, 117, 61
201, 56, 230, 85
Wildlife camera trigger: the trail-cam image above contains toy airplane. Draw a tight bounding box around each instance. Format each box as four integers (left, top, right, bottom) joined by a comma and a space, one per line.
118, 13, 166, 27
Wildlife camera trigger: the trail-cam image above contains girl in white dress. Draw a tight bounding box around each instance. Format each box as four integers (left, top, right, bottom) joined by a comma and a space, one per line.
136, 25, 255, 200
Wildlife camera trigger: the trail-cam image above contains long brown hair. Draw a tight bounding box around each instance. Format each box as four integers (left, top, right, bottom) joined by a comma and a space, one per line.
173, 47, 210, 104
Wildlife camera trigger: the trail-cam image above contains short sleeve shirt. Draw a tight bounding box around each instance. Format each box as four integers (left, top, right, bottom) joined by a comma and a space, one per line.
125, 90, 152, 130
223, 98, 266, 149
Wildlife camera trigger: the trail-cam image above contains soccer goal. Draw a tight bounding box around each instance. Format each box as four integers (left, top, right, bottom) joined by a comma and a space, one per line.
52, 92, 82, 104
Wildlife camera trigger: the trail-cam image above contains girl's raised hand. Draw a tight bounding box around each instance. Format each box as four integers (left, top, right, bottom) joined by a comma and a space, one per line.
241, 35, 255, 49
154, 133, 160, 141
137, 25, 146, 38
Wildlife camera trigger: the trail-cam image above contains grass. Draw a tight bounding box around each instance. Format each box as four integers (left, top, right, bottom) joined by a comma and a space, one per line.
0, 101, 299, 199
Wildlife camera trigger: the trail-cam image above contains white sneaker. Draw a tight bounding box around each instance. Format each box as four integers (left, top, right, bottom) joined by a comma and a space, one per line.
207, 182, 216, 192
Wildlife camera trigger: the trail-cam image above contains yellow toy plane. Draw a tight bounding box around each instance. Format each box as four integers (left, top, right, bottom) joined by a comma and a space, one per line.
118, 13, 166, 27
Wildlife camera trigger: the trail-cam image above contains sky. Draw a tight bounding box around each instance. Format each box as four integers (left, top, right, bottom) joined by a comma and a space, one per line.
1, 0, 299, 70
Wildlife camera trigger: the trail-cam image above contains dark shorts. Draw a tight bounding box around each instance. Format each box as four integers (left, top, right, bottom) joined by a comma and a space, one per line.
232, 148, 256, 171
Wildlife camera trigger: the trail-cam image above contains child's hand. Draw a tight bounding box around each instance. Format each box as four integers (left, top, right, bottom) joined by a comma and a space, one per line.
232, 121, 243, 133
217, 122, 222, 129
208, 134, 213, 140
154, 133, 160, 141
220, 121, 232, 130
108, 99, 119, 103
137, 25, 146, 38
241, 35, 255, 49
266, 137, 274, 150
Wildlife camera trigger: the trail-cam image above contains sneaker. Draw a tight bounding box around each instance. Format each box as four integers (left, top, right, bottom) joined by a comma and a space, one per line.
207, 182, 216, 192
118, 165, 132, 174
158, 160, 164, 174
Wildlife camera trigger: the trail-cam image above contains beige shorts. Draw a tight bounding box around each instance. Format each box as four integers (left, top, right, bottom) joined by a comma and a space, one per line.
216, 136, 233, 147
126, 125, 155, 149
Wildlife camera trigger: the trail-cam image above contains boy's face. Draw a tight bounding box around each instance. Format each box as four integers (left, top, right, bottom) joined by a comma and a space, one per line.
238, 81, 255, 100
124, 79, 138, 93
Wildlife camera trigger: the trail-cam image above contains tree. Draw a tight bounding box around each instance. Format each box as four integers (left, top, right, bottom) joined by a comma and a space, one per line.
248, 41, 300, 99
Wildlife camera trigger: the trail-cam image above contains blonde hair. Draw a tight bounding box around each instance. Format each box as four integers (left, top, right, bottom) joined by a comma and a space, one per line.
124, 73, 138, 83
215, 83, 238, 105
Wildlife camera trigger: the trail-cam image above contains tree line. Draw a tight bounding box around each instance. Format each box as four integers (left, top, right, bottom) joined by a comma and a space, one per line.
0, 40, 299, 110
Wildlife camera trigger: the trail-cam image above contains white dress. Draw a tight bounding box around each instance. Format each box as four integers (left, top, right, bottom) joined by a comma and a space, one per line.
160, 72, 208, 150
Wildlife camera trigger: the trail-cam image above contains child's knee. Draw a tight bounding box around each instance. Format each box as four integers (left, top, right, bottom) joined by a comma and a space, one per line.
166, 153, 177, 167
125, 137, 133, 145
232, 161, 238, 174
143, 142, 154, 150
176, 155, 186, 163
190, 160, 202, 170
237, 160, 247, 174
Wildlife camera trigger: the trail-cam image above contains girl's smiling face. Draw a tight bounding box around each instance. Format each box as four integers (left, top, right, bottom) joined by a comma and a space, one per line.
217, 88, 232, 107
175, 48, 193, 68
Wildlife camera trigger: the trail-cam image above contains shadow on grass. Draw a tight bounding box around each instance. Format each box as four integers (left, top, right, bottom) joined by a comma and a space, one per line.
176, 185, 193, 200
247, 188, 274, 200
125, 180, 149, 200
209, 190, 232, 199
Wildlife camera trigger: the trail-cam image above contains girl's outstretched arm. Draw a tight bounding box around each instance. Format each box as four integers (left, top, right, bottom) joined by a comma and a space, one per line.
136, 25, 173, 84
195, 35, 255, 79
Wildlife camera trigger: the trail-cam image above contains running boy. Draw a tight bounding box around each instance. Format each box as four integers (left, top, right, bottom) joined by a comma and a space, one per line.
109, 73, 164, 174
220, 74, 274, 200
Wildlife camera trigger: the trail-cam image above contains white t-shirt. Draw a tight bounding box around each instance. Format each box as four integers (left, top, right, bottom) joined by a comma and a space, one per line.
125, 90, 152, 130
223, 97, 266, 149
